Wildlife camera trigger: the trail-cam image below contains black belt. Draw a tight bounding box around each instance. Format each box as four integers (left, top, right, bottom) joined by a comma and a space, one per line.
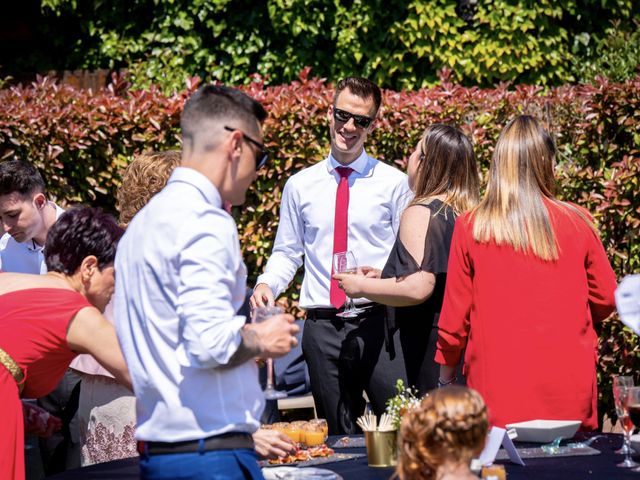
137, 432, 254, 455
306, 302, 386, 321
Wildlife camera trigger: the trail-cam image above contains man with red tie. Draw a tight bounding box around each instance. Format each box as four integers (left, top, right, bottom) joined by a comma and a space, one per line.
251, 77, 410, 434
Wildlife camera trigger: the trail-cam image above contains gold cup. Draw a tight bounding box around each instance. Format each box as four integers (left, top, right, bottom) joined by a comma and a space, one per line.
364, 431, 398, 468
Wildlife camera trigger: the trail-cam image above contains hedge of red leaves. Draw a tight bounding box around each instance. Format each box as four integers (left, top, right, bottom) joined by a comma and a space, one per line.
1, 69, 639, 425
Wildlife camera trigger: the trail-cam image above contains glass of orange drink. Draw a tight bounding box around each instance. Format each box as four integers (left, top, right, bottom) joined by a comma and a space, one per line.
304, 423, 326, 446
309, 419, 328, 440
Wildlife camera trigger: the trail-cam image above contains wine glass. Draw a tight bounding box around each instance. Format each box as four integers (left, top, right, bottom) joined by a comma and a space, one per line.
333, 250, 365, 318
252, 305, 288, 400
615, 378, 639, 468
624, 386, 640, 471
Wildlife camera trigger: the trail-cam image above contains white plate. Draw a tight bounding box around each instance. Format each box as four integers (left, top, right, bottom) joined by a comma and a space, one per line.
505, 419, 581, 443
262, 467, 343, 480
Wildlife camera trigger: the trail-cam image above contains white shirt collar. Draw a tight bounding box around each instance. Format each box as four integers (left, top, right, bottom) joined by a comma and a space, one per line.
167, 167, 222, 209
326, 150, 369, 175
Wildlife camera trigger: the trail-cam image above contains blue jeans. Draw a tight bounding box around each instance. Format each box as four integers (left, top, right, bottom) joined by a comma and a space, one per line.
139, 448, 264, 480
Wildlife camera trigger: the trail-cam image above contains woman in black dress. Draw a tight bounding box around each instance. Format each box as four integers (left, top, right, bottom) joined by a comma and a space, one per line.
335, 124, 479, 395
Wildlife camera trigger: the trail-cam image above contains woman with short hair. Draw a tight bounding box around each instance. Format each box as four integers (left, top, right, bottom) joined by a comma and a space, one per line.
0, 206, 131, 480
436, 115, 617, 429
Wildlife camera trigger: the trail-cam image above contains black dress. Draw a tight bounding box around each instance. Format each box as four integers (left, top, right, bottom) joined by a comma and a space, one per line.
380, 199, 456, 396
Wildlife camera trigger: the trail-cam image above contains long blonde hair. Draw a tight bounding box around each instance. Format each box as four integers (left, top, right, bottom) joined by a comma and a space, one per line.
472, 115, 593, 261
397, 386, 489, 480
411, 124, 480, 214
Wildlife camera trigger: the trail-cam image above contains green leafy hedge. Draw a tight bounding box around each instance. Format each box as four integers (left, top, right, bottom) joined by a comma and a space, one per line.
9, 0, 635, 90
1, 71, 639, 425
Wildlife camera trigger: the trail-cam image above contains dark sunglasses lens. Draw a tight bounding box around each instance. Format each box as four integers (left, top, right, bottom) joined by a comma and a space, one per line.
334, 109, 351, 123
334, 108, 371, 128
354, 116, 372, 128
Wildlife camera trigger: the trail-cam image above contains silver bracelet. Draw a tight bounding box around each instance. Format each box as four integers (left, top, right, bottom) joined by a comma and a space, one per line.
437, 376, 457, 388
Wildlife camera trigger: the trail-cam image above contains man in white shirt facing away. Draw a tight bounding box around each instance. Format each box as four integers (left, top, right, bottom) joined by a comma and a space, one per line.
251, 77, 411, 434
0, 160, 64, 274
115, 84, 300, 480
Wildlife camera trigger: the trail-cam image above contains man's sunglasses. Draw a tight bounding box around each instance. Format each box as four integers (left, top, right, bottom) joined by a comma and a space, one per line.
333, 107, 374, 129
224, 126, 268, 170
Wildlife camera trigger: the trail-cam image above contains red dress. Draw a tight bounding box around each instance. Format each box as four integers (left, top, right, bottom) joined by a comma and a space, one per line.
435, 201, 617, 430
0, 288, 90, 480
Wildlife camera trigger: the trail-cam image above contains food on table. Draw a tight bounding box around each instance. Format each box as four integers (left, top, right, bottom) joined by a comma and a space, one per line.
481, 464, 506, 480
334, 436, 350, 447
267, 444, 335, 465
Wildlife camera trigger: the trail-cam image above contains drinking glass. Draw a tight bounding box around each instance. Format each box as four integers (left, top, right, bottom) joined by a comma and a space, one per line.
614, 375, 637, 462
624, 386, 640, 471
333, 250, 365, 318
252, 306, 287, 400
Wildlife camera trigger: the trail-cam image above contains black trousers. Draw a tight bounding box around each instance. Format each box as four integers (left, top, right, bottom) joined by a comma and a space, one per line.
302, 306, 407, 435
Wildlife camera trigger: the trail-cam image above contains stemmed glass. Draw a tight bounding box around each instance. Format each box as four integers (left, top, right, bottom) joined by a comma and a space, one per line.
333, 251, 365, 318
624, 386, 640, 472
252, 306, 288, 400
614, 376, 638, 468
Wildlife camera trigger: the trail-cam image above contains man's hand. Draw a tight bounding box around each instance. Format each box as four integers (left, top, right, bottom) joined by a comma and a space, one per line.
248, 313, 299, 358
225, 313, 298, 367
250, 283, 275, 309
253, 428, 297, 459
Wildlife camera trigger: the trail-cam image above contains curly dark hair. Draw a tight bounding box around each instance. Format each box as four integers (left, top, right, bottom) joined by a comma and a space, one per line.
0, 160, 46, 197
397, 386, 489, 480
45, 206, 124, 275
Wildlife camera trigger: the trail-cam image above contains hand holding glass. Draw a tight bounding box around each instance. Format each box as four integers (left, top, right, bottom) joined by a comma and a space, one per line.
252, 306, 288, 400
333, 251, 365, 318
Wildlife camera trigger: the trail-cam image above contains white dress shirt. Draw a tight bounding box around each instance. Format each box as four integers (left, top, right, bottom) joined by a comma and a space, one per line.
0, 203, 65, 274
114, 167, 263, 442
257, 151, 411, 308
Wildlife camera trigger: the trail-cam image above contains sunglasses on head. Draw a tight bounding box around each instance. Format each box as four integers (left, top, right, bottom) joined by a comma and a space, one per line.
224, 126, 268, 171
333, 107, 374, 129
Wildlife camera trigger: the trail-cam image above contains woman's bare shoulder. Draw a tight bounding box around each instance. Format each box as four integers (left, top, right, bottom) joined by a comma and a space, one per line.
0, 272, 72, 297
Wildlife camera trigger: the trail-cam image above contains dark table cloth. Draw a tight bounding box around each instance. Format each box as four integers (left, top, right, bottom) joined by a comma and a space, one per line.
48, 433, 640, 479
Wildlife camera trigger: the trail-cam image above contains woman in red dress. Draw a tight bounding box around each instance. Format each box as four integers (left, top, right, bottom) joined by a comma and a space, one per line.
435, 115, 617, 430
0, 206, 131, 479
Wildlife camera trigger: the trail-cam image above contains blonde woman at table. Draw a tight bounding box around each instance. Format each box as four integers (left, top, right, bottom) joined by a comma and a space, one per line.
436, 115, 617, 430
334, 124, 479, 395
397, 385, 488, 480
70, 150, 181, 465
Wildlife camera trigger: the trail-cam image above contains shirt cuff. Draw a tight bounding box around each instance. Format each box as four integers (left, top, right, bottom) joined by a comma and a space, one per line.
255, 273, 284, 299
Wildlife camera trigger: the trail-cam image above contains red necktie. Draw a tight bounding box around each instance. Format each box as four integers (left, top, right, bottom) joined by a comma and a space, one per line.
330, 166, 353, 309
